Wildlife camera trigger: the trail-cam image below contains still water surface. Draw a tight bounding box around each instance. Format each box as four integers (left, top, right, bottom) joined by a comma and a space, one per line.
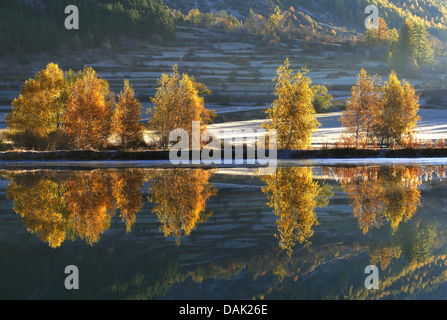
0, 165, 447, 300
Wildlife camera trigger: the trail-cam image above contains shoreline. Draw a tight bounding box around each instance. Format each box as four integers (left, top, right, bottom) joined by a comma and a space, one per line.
0, 149, 446, 170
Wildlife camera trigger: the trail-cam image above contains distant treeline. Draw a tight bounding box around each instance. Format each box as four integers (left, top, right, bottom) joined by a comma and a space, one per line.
0, 0, 175, 56
284, 0, 447, 39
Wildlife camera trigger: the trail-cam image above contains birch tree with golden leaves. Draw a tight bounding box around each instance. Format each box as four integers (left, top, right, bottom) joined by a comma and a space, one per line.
64, 67, 114, 150
263, 58, 319, 150
6, 63, 66, 139
377, 71, 420, 145
111, 80, 144, 149
340, 69, 382, 142
148, 66, 215, 149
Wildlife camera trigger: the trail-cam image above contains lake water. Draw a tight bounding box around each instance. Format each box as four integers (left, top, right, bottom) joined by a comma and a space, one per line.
0, 165, 447, 300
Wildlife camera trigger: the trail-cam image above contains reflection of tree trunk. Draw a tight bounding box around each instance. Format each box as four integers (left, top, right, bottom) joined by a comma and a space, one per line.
275, 170, 282, 217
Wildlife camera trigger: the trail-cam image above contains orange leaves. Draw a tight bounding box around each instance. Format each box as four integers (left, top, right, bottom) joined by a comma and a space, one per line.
8, 63, 149, 151
111, 80, 144, 149
64, 67, 114, 150
341, 69, 421, 147
340, 68, 382, 143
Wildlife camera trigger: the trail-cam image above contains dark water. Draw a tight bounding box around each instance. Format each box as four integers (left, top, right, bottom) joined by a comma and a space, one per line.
0, 165, 447, 300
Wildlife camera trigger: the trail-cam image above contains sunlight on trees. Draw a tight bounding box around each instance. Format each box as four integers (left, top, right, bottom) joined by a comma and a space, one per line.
64, 67, 114, 150
111, 80, 144, 149
6, 63, 66, 142
341, 68, 382, 143
378, 71, 420, 145
341, 69, 420, 147
148, 66, 215, 149
264, 58, 320, 150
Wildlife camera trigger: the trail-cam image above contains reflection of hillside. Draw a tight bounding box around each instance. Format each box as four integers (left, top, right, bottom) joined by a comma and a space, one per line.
261, 167, 333, 256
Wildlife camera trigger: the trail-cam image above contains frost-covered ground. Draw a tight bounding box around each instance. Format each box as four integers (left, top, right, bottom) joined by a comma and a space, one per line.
207, 107, 447, 147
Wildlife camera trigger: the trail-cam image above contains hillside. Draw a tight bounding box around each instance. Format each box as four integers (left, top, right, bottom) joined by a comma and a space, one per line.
2, 0, 447, 58
165, 0, 447, 37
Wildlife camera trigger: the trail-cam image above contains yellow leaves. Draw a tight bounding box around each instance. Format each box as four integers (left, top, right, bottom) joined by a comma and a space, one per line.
261, 167, 328, 256
341, 68, 382, 142
331, 166, 421, 234
341, 69, 421, 146
111, 80, 144, 149
149, 65, 215, 149
264, 58, 319, 150
6, 63, 65, 137
148, 169, 216, 245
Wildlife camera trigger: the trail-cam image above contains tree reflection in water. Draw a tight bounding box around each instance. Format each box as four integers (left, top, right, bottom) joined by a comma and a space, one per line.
326, 166, 424, 234
261, 167, 333, 256
4, 166, 447, 300
147, 169, 216, 245
6, 169, 216, 248
7, 169, 147, 248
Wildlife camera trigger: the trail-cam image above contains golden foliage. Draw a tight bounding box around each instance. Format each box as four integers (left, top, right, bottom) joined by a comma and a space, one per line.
111, 80, 144, 149
261, 167, 330, 256
340, 68, 382, 142
148, 65, 215, 149
64, 67, 114, 149
264, 58, 320, 150
329, 166, 422, 233
148, 169, 217, 245
377, 71, 420, 145
6, 63, 66, 137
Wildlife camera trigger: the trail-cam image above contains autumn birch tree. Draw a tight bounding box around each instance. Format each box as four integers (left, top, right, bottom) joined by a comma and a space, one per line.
6, 63, 66, 139
377, 71, 420, 145
148, 65, 215, 149
263, 58, 320, 150
111, 80, 144, 149
64, 67, 114, 150
340, 69, 382, 142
